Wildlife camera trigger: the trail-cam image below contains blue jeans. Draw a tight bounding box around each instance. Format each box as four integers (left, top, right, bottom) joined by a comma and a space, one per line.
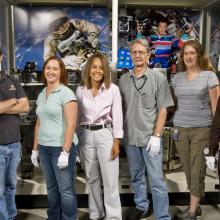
0, 142, 21, 220
126, 145, 171, 220
39, 144, 78, 220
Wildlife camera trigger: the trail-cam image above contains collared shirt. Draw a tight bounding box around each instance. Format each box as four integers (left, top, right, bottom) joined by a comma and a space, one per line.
0, 73, 27, 144
147, 33, 179, 68
137, 32, 179, 68
36, 84, 78, 146
76, 83, 123, 138
119, 68, 174, 147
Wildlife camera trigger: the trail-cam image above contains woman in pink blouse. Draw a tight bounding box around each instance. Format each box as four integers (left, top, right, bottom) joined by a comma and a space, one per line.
76, 53, 123, 220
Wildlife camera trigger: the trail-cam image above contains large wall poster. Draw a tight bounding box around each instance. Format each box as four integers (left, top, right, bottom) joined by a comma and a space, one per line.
209, 10, 220, 70
0, 6, 8, 71
14, 6, 109, 72
117, 8, 201, 71
118, 8, 201, 48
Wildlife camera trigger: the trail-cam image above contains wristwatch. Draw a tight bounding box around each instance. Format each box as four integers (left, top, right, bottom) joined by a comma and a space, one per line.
153, 133, 161, 138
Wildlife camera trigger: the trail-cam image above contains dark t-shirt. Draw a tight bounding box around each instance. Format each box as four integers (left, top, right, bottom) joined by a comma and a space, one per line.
209, 97, 220, 156
0, 73, 27, 144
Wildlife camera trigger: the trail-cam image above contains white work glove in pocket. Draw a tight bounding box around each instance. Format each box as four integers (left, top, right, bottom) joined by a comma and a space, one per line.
146, 136, 161, 157
76, 156, 81, 164
57, 151, 69, 169
205, 156, 216, 171
31, 150, 39, 167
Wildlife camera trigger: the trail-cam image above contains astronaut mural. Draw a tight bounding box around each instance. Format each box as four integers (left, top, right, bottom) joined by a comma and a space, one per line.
117, 8, 201, 72
209, 9, 220, 71
118, 9, 200, 47
14, 7, 109, 72
0, 6, 7, 71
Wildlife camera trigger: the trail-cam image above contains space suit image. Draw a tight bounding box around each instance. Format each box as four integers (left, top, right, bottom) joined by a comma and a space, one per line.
210, 23, 220, 69
44, 10, 100, 70
117, 8, 200, 74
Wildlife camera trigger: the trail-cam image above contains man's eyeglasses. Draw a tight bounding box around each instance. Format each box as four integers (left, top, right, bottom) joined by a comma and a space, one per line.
131, 51, 148, 56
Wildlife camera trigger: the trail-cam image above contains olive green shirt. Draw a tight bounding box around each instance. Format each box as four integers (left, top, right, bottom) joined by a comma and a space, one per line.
119, 68, 174, 147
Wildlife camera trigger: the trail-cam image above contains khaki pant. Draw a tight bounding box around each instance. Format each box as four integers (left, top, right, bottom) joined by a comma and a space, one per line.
79, 127, 122, 220
174, 127, 210, 197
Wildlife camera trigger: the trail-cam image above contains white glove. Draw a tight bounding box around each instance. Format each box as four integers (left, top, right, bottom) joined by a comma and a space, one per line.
57, 151, 69, 169
76, 156, 81, 164
205, 156, 216, 171
88, 33, 99, 48
62, 55, 84, 69
146, 136, 161, 157
31, 150, 39, 167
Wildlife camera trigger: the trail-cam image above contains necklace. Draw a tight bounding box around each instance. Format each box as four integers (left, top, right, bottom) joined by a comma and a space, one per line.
132, 76, 147, 93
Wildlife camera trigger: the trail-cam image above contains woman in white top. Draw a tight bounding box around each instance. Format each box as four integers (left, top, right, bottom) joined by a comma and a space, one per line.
76, 53, 123, 220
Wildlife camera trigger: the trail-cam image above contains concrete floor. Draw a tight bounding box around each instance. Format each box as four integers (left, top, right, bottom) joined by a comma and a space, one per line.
15, 159, 220, 219
16, 205, 220, 220
16, 162, 219, 195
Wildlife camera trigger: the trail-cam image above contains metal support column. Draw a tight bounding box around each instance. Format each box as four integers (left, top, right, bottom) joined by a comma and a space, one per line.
6, 4, 15, 73
111, 0, 118, 82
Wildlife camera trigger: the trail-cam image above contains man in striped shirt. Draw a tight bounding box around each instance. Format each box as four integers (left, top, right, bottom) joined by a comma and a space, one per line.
137, 19, 179, 68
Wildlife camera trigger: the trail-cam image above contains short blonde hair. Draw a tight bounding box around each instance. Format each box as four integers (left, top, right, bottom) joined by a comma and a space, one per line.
130, 39, 150, 53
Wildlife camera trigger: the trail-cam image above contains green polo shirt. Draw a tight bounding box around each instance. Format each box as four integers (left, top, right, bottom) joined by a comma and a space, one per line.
119, 68, 174, 147
36, 84, 78, 147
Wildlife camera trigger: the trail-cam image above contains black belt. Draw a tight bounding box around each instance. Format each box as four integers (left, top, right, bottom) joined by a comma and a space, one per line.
81, 124, 112, 131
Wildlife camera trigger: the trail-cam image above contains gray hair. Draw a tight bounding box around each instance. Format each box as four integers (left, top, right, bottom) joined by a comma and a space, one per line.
129, 39, 150, 53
